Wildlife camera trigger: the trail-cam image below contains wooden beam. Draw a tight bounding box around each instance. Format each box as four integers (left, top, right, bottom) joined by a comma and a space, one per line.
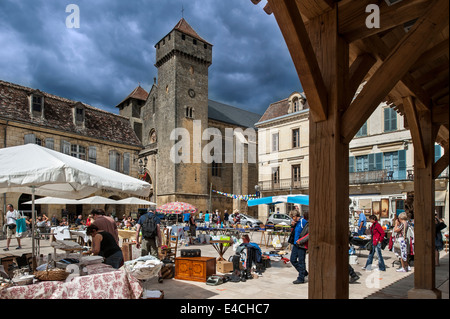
410, 40, 450, 72
307, 8, 350, 299
432, 104, 449, 126
403, 96, 426, 168
342, 0, 449, 143
347, 53, 376, 106
361, 35, 432, 112
408, 108, 441, 299
269, 0, 328, 122
339, 0, 431, 43
295, 0, 334, 20
433, 145, 449, 179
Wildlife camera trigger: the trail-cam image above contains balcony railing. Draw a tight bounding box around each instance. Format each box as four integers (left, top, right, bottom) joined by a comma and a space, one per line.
258, 167, 448, 192
258, 177, 309, 192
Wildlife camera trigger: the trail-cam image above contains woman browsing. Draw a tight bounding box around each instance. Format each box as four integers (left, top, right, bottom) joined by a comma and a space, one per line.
84, 224, 123, 269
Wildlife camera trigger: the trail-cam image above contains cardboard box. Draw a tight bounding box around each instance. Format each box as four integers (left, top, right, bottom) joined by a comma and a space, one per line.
216, 260, 233, 273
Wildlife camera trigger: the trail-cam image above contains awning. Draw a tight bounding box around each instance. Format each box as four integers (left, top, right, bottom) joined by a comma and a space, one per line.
435, 191, 448, 206
247, 194, 309, 207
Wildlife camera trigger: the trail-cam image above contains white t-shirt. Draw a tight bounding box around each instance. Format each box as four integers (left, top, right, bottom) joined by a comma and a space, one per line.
6, 210, 19, 225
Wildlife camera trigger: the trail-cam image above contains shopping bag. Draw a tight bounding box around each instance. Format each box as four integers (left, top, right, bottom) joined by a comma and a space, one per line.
15, 212, 27, 238
272, 235, 282, 249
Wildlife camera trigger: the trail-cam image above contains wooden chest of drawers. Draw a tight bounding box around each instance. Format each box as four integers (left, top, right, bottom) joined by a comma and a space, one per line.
174, 256, 216, 282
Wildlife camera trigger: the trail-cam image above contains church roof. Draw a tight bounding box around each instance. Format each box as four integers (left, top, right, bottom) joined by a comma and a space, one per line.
116, 85, 148, 109
172, 18, 212, 46
208, 100, 262, 128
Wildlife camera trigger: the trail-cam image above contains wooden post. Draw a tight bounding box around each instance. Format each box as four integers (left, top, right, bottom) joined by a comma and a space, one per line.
408, 109, 442, 299
306, 9, 350, 299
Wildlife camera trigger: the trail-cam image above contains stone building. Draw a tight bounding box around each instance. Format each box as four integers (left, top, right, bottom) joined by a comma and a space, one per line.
0, 80, 143, 223
117, 18, 261, 216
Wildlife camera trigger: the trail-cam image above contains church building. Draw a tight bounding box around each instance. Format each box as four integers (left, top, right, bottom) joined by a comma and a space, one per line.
116, 19, 261, 215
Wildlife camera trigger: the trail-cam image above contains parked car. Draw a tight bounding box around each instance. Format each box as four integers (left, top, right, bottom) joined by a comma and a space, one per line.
228, 213, 263, 227
267, 213, 293, 225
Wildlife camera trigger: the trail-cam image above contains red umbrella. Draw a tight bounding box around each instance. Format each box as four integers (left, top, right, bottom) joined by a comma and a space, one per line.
156, 201, 197, 214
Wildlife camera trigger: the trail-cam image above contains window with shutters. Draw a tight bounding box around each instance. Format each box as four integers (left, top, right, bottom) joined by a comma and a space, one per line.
272, 133, 279, 152
71, 144, 86, 160
88, 146, 97, 164
292, 128, 300, 148
45, 138, 54, 150
384, 108, 397, 132
123, 152, 130, 175
109, 150, 121, 172
356, 121, 368, 137
61, 140, 71, 155
272, 167, 280, 186
24, 133, 36, 144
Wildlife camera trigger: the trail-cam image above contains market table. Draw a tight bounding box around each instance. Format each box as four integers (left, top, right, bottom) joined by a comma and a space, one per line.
0, 268, 143, 299
209, 239, 234, 261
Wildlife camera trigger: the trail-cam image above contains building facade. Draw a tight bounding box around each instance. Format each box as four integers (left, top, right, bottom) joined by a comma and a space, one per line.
0, 80, 143, 224
256, 93, 449, 228
255, 92, 310, 221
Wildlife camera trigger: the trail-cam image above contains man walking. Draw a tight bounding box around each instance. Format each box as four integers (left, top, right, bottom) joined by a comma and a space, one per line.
290, 211, 309, 284
136, 208, 163, 282
4, 204, 22, 251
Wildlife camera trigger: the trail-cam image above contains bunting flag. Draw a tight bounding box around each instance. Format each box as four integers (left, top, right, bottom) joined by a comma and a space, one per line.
212, 190, 258, 201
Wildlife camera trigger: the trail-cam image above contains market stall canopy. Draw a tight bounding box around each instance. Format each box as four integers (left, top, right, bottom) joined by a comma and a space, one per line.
156, 201, 197, 214
23, 196, 80, 205
115, 197, 156, 206
77, 196, 118, 205
247, 195, 309, 207
0, 144, 152, 198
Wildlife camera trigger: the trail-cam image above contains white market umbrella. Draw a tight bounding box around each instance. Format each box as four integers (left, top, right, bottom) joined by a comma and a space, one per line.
23, 196, 80, 205
115, 197, 156, 205
0, 144, 152, 261
77, 196, 118, 204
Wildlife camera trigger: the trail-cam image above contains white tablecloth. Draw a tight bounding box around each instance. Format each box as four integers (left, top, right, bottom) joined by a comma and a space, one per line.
51, 226, 71, 240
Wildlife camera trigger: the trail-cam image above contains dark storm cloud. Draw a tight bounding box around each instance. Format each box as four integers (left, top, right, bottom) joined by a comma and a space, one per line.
0, 0, 301, 116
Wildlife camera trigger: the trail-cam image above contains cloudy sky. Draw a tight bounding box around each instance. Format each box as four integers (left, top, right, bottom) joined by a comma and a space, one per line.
0, 0, 302, 115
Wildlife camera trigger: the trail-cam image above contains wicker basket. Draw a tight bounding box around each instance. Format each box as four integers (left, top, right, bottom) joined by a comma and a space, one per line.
34, 267, 69, 281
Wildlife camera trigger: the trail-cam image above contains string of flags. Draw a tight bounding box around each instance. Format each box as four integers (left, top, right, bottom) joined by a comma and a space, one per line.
212, 190, 258, 201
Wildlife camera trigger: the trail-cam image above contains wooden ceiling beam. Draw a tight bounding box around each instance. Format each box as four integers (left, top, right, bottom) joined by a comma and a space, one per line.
338, 0, 431, 43
268, 0, 328, 122
432, 104, 449, 126
403, 96, 426, 168
360, 36, 432, 111
347, 53, 376, 105
295, 0, 334, 20
410, 39, 449, 72
433, 127, 449, 179
342, 0, 449, 143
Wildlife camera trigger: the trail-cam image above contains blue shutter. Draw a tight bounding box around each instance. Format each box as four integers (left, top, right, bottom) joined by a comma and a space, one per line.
375, 153, 383, 170
349, 156, 355, 173
368, 154, 376, 171
398, 150, 406, 179
435, 145, 442, 163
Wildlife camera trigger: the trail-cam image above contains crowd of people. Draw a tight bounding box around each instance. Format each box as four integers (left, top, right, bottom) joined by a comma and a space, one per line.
3, 202, 447, 286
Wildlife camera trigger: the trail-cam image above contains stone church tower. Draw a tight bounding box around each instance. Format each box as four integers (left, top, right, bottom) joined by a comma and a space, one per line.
117, 18, 261, 215
143, 18, 212, 209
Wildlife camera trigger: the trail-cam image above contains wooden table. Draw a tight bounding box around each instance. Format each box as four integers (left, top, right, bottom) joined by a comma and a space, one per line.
209, 240, 234, 261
